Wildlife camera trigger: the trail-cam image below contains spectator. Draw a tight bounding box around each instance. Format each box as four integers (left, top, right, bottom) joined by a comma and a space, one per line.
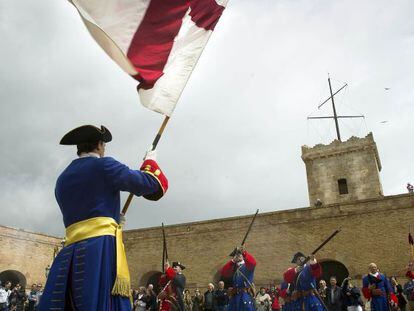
214, 281, 229, 311
35, 283, 43, 310
341, 277, 363, 311
132, 289, 139, 311
146, 287, 157, 311
192, 288, 204, 311
27, 284, 38, 311
256, 287, 271, 311
134, 287, 148, 311
183, 289, 193, 311
390, 276, 407, 311
327, 276, 342, 311
403, 269, 414, 311
407, 183, 414, 193
8, 284, 26, 311
268, 286, 281, 311
318, 279, 329, 307
204, 283, 215, 311
0, 281, 11, 311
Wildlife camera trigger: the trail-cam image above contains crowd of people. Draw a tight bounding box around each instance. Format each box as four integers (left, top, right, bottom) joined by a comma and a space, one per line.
126, 260, 414, 311
127, 272, 413, 311
0, 282, 43, 311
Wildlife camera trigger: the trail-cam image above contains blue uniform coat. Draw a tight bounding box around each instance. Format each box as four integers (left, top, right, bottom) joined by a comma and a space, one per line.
221, 251, 257, 311
39, 156, 160, 311
362, 273, 392, 311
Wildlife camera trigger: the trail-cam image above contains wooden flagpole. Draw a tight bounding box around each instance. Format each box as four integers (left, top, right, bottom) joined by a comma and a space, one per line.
121, 116, 170, 215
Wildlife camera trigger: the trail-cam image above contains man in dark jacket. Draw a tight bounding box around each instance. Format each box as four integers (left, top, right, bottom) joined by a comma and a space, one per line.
327, 276, 342, 311
214, 281, 229, 311
204, 283, 215, 311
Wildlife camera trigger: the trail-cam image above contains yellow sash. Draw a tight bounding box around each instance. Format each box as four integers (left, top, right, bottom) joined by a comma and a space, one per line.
65, 216, 131, 297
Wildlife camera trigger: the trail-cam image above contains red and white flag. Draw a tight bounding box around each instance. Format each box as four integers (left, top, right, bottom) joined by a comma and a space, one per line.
70, 0, 228, 116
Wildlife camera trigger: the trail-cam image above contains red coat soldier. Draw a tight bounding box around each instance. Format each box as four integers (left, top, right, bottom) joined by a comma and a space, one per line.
158, 262, 186, 311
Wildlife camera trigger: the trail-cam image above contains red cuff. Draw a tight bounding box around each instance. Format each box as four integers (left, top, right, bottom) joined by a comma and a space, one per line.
390, 293, 398, 304
221, 260, 235, 278
283, 268, 296, 284
310, 262, 322, 278
140, 159, 168, 201
362, 287, 372, 300
406, 271, 414, 279
165, 267, 176, 280
243, 251, 257, 270
279, 288, 288, 298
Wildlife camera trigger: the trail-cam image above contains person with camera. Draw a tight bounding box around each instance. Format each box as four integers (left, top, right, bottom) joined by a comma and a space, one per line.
255, 287, 271, 311
8, 284, 26, 311
341, 277, 364, 311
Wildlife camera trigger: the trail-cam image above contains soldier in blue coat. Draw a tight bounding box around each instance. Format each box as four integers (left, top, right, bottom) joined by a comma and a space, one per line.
39, 125, 168, 311
362, 263, 393, 311
221, 247, 257, 311
283, 252, 324, 311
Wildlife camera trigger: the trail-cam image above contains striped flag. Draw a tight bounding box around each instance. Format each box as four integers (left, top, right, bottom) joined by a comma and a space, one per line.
70, 0, 228, 116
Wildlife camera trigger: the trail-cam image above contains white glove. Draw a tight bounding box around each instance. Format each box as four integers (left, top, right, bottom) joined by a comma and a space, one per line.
120, 214, 126, 226
144, 149, 157, 161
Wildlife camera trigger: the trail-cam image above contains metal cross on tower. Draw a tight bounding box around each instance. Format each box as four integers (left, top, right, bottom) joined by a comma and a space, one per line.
308, 76, 364, 141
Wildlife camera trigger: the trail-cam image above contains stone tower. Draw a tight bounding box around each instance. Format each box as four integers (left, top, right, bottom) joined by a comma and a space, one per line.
301, 133, 383, 206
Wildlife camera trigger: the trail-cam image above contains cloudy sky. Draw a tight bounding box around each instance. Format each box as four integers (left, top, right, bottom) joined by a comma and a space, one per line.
1, 0, 413, 237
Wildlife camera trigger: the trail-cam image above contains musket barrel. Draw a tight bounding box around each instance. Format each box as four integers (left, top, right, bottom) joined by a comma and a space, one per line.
241, 209, 259, 246
311, 229, 341, 255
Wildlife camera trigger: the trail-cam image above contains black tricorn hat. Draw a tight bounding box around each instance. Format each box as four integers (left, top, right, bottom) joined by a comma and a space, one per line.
291, 252, 306, 263
60, 125, 112, 145
172, 262, 186, 270
229, 247, 243, 257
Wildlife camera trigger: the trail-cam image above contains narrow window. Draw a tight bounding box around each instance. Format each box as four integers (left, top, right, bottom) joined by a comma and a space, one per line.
338, 178, 348, 195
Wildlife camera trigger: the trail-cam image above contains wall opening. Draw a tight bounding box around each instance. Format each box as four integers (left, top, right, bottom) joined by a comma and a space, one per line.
0, 270, 27, 289
139, 271, 163, 293
319, 260, 349, 286
338, 178, 348, 195
214, 269, 232, 289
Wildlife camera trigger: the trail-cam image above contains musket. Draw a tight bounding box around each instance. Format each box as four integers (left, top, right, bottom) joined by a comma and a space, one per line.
310, 228, 341, 255
162, 223, 169, 273
241, 209, 259, 246
300, 229, 341, 266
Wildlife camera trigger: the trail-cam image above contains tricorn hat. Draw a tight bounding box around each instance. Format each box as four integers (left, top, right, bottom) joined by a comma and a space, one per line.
291, 252, 306, 263
229, 247, 243, 257
172, 262, 186, 270
60, 125, 112, 145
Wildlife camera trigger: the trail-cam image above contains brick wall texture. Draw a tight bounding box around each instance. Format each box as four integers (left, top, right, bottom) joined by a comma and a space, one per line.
1, 194, 413, 291
0, 226, 61, 287
124, 193, 414, 290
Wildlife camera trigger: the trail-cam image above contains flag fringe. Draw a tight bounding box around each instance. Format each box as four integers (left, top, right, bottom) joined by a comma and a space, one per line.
111, 276, 131, 297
